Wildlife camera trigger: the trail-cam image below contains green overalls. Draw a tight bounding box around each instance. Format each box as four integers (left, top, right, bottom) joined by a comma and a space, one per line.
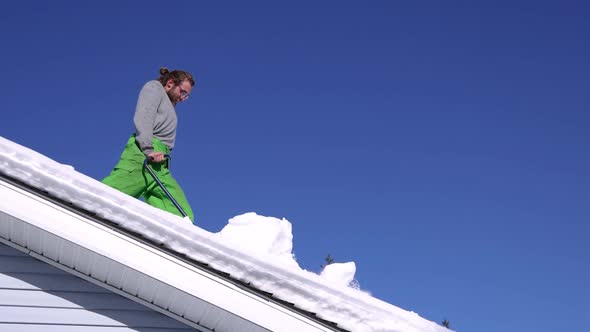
102, 135, 195, 222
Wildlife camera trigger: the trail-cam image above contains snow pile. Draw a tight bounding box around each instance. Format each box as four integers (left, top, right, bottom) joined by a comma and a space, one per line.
218, 212, 359, 284
0, 136, 450, 332
218, 212, 300, 269
321, 262, 357, 288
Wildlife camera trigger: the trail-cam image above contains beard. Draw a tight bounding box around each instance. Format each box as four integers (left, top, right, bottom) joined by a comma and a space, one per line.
166, 90, 180, 106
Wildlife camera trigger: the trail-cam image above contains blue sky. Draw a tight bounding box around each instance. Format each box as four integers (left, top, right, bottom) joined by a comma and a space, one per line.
1, 1, 589, 331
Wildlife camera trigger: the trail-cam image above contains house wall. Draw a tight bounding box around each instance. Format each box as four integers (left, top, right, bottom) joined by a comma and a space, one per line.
0, 242, 196, 332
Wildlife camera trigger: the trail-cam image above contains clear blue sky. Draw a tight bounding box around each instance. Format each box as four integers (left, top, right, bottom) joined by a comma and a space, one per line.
1, 2, 589, 331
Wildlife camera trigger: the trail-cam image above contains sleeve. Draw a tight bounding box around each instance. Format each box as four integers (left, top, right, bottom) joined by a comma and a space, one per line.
133, 81, 162, 156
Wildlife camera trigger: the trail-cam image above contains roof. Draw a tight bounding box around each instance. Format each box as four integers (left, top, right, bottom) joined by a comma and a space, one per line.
0, 136, 449, 332
0, 175, 343, 332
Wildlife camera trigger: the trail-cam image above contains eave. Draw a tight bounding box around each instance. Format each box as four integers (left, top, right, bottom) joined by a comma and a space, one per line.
0, 174, 345, 332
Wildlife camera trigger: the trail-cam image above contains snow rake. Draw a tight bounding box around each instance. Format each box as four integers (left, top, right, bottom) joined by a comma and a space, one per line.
143, 154, 189, 219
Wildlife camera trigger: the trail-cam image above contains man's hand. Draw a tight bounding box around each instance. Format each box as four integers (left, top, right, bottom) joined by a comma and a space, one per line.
148, 152, 165, 163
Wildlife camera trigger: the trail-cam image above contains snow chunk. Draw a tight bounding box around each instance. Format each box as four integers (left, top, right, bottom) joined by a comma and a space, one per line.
218, 212, 299, 269
321, 262, 357, 287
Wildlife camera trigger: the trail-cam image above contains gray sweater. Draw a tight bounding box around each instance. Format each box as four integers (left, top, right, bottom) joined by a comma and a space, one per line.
133, 80, 177, 156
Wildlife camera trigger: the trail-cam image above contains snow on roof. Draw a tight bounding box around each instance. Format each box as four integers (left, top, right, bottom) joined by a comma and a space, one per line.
0, 136, 448, 332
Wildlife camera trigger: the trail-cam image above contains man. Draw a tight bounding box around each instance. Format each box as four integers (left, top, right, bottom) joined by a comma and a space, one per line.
102, 67, 195, 222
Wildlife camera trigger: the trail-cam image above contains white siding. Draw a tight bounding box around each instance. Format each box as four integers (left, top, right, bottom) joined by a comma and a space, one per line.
0, 243, 195, 332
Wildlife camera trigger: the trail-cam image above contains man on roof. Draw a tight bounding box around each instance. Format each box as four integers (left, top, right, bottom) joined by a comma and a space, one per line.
102, 67, 196, 222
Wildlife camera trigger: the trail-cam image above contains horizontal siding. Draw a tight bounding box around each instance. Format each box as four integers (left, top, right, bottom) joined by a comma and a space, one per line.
0, 243, 195, 331
0, 245, 27, 256
0, 289, 150, 311
0, 256, 70, 274
0, 273, 110, 293
0, 325, 191, 332
0, 307, 191, 328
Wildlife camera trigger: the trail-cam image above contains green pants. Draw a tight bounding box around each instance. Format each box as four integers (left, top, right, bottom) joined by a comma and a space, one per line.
102, 135, 195, 222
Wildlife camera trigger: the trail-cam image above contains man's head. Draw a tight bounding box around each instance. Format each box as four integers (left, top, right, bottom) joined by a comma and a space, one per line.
158, 67, 195, 105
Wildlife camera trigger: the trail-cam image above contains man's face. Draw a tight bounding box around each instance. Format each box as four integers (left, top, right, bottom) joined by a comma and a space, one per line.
166, 79, 193, 105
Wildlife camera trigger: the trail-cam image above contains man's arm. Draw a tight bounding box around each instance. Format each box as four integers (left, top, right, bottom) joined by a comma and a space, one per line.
133, 81, 162, 157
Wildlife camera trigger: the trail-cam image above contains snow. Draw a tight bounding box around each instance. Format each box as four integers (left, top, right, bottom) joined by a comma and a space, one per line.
219, 212, 300, 270
321, 262, 357, 288
0, 136, 449, 332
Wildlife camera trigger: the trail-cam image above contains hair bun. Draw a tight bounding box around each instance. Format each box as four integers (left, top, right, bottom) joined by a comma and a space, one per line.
159, 67, 170, 75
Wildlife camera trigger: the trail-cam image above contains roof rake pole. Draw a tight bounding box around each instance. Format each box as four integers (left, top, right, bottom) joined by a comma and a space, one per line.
143, 154, 190, 220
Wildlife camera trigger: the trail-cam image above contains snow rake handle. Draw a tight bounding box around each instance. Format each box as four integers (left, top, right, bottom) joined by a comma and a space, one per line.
143, 154, 189, 219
